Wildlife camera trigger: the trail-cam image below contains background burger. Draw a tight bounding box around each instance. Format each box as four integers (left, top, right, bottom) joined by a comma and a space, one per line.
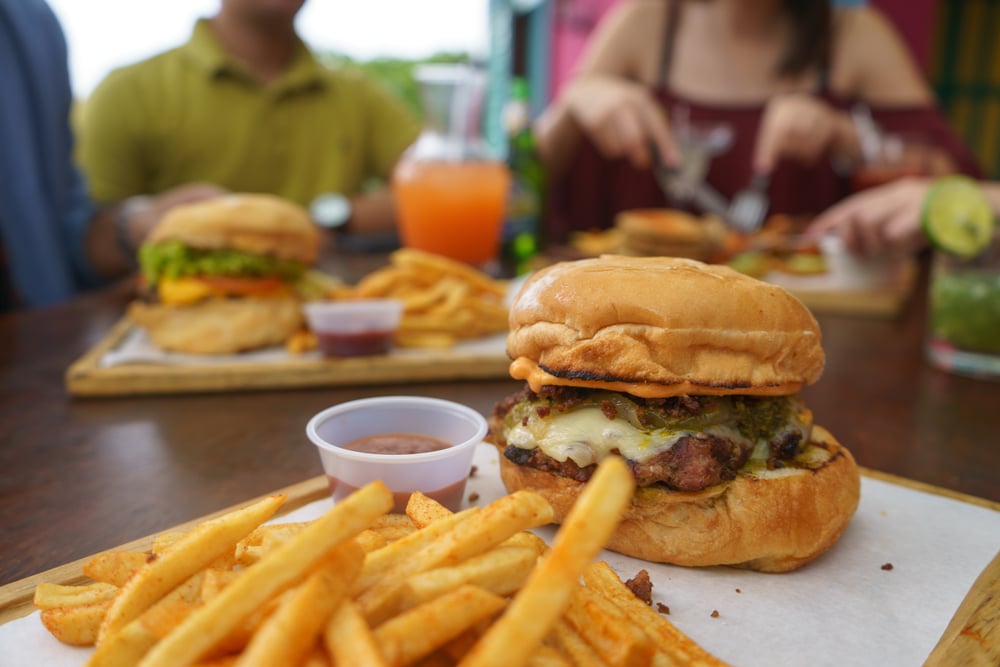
129, 193, 320, 354
489, 255, 860, 572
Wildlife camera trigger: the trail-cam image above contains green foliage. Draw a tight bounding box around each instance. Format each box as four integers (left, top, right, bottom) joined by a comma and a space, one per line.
316, 51, 472, 118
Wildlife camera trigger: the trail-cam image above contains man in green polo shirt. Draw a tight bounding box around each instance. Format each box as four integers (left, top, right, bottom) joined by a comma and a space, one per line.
76, 0, 422, 242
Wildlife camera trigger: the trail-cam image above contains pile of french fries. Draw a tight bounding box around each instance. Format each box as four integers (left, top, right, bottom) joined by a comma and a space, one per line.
34, 457, 727, 667
336, 248, 510, 349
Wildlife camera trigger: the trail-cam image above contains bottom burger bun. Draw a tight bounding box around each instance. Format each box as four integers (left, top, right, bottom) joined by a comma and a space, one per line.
128, 295, 304, 355
493, 425, 860, 573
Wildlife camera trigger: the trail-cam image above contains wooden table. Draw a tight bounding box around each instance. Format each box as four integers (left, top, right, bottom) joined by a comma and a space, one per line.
1, 255, 998, 588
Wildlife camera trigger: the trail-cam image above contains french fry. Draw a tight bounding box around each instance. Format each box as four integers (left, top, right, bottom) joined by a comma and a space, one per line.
370, 514, 418, 542
526, 646, 573, 667
328, 248, 509, 349
564, 584, 654, 666
236, 542, 363, 667
98, 494, 286, 643
88, 574, 207, 665
39, 600, 111, 646
139, 481, 392, 667
458, 456, 635, 667
324, 601, 388, 667
374, 585, 506, 667
88, 614, 162, 666
356, 508, 478, 593
98, 494, 285, 642
406, 491, 453, 528
355, 529, 389, 553
400, 546, 538, 609
34, 582, 120, 610
582, 561, 729, 667
551, 618, 608, 667
359, 492, 553, 625
83, 551, 150, 587
302, 648, 333, 667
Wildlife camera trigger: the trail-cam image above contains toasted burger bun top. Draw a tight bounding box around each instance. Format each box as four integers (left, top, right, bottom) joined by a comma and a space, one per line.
148, 193, 319, 264
507, 255, 824, 397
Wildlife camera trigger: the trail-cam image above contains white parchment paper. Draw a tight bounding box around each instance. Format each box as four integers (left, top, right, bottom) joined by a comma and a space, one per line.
100, 327, 508, 367
3, 443, 998, 666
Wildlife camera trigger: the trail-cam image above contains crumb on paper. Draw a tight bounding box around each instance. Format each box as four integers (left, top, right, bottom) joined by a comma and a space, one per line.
469, 465, 478, 478
735, 588, 742, 593
656, 602, 670, 615
624, 569, 653, 604
710, 610, 720, 618
468, 492, 480, 503
881, 510, 889, 517
881, 562, 894, 571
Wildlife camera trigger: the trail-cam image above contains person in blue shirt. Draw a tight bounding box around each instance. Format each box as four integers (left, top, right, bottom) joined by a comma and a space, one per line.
0, 0, 222, 309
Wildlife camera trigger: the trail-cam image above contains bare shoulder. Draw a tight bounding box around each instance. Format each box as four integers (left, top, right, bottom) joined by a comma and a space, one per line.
830, 6, 931, 102
580, 0, 669, 81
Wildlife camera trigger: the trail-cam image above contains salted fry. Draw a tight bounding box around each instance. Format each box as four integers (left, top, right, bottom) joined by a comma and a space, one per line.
552, 619, 608, 667
458, 456, 634, 667
34, 582, 119, 610
374, 585, 506, 667
526, 646, 573, 667
139, 482, 392, 667
357, 508, 478, 593
83, 551, 150, 587
583, 561, 729, 667
564, 584, 654, 666
236, 542, 363, 667
401, 546, 538, 609
40, 600, 111, 646
99, 494, 286, 643
325, 248, 509, 349
406, 491, 453, 528
324, 601, 388, 667
359, 492, 553, 625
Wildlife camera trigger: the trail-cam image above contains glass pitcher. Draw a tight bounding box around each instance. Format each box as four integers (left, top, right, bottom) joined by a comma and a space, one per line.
392, 64, 511, 267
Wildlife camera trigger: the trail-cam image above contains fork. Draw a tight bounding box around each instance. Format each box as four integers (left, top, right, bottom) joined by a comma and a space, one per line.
728, 172, 772, 233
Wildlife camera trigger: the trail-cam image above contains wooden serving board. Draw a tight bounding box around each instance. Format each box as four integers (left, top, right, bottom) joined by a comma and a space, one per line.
64, 317, 512, 397
763, 257, 918, 318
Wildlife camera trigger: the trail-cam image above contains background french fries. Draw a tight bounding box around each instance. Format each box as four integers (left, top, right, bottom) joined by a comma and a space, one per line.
33, 458, 727, 667
324, 248, 511, 350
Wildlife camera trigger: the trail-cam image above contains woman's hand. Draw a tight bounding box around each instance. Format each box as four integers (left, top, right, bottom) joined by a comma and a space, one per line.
754, 93, 856, 174
562, 75, 679, 169
806, 177, 932, 257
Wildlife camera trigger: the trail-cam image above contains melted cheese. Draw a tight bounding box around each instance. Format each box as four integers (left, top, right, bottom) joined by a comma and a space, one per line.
506, 406, 752, 468
159, 277, 213, 305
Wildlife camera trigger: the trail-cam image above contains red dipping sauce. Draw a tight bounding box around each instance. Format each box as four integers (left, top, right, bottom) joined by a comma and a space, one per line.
326, 476, 467, 513
317, 329, 395, 357
341, 432, 450, 455
329, 432, 466, 512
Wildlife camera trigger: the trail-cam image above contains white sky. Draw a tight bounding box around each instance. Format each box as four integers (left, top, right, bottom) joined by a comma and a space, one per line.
48, 0, 491, 98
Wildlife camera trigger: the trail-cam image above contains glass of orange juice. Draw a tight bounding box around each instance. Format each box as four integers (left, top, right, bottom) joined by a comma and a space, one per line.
393, 64, 511, 268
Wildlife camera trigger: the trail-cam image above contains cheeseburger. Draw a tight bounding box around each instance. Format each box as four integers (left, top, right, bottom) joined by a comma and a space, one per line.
489, 255, 860, 572
129, 194, 319, 354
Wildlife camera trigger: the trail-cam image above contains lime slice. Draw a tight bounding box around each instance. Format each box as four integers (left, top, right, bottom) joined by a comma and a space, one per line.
921, 176, 996, 259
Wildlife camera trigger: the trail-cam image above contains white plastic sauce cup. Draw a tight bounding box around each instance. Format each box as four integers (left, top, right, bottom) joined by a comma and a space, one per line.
306, 396, 488, 512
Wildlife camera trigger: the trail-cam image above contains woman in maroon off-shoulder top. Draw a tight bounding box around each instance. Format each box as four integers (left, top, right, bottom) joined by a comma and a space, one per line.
537, 0, 982, 244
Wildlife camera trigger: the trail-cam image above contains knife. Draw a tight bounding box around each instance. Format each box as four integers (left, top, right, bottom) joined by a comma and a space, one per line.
649, 142, 733, 222
924, 548, 1000, 666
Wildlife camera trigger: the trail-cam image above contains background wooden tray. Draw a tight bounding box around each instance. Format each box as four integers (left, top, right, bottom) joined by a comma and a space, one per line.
64, 317, 512, 397
766, 258, 918, 318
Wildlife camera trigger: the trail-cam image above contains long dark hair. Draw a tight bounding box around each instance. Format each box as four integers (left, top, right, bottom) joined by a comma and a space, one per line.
779, 0, 832, 76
